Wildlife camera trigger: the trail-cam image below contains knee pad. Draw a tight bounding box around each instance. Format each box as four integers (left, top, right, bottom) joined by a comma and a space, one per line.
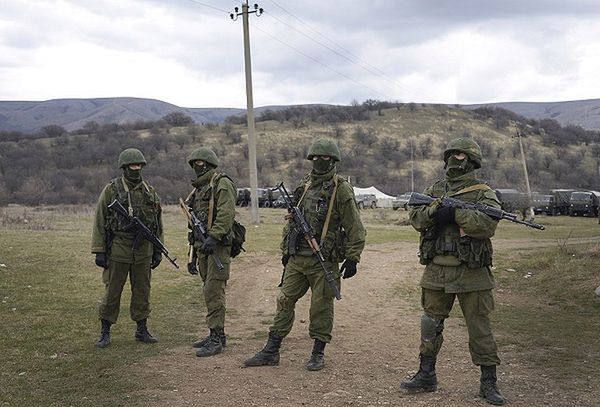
421, 314, 444, 342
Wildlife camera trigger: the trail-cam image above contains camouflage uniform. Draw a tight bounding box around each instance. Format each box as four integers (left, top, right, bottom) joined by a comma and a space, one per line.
244, 138, 366, 371
402, 138, 505, 406
186, 147, 237, 357
91, 148, 163, 347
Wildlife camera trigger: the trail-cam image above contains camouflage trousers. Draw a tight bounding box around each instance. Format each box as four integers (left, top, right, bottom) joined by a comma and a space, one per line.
99, 259, 152, 324
270, 255, 340, 343
420, 287, 500, 366
196, 245, 231, 329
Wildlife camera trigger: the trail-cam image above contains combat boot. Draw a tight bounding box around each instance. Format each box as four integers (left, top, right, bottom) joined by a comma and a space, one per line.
195, 328, 223, 357
134, 319, 158, 343
306, 339, 326, 371
192, 328, 227, 348
400, 354, 437, 392
243, 331, 283, 367
480, 365, 505, 405
95, 319, 111, 348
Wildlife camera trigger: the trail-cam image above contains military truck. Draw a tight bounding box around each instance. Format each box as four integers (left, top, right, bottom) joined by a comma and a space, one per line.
568, 191, 600, 217
550, 189, 575, 216
494, 189, 531, 219
236, 188, 250, 207
356, 194, 377, 209
532, 193, 554, 215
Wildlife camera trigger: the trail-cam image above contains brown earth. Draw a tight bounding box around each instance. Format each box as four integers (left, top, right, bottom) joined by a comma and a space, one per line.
137, 240, 598, 407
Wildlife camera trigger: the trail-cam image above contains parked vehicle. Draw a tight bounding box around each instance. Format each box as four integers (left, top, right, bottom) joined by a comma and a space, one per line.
236, 188, 250, 207
569, 191, 600, 217
550, 189, 575, 216
356, 193, 377, 209
532, 193, 554, 215
494, 189, 531, 219
392, 193, 412, 211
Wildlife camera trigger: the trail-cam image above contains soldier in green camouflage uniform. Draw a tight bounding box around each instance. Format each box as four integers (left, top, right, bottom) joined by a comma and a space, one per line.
91, 148, 163, 348
401, 138, 505, 405
185, 147, 237, 357
244, 138, 366, 371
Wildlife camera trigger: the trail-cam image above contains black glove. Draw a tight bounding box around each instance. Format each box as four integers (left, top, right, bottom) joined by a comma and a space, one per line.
340, 260, 358, 279
150, 251, 162, 269
281, 254, 290, 267
202, 236, 218, 255
187, 231, 195, 245
434, 206, 456, 226
95, 253, 109, 269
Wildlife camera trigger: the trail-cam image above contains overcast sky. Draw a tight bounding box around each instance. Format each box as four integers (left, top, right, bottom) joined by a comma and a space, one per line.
2, 0, 600, 108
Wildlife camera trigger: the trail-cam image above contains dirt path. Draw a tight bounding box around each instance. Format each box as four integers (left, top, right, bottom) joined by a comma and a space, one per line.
140, 239, 598, 407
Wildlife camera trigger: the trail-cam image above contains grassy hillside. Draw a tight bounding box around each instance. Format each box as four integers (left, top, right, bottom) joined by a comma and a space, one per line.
1, 104, 599, 205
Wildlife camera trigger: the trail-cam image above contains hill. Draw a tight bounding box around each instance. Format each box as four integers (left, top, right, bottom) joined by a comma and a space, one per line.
0, 97, 244, 133
2, 96, 600, 134
1, 103, 599, 205
465, 99, 600, 130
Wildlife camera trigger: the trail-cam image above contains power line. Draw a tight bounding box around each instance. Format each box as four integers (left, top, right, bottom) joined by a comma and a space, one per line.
252, 24, 394, 100
184, 0, 231, 14
265, 0, 431, 102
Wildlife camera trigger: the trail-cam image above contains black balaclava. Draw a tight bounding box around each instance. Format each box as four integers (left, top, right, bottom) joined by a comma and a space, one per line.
123, 165, 142, 183
312, 157, 335, 174
193, 162, 212, 178
445, 153, 474, 178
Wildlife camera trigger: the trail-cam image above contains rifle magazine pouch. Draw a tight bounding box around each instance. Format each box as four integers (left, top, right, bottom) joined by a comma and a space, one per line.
285, 228, 300, 256
418, 229, 437, 265
457, 236, 493, 268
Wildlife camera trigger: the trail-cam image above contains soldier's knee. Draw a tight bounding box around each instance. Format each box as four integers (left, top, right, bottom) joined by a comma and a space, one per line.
421, 314, 444, 342
277, 292, 297, 312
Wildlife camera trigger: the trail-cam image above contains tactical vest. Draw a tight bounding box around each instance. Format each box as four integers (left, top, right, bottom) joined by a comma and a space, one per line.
283, 174, 347, 262
106, 177, 160, 235
419, 180, 494, 268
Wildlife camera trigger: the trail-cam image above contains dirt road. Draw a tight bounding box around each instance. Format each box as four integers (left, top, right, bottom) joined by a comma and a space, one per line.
140, 240, 596, 407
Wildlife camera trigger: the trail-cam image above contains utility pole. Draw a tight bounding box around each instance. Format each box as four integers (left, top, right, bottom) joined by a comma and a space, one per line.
231, 2, 263, 224
410, 137, 415, 192
516, 129, 534, 219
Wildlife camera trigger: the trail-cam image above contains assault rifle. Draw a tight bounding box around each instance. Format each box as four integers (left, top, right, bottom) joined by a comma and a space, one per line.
272, 182, 342, 300
407, 192, 545, 230
179, 198, 224, 272
107, 199, 179, 268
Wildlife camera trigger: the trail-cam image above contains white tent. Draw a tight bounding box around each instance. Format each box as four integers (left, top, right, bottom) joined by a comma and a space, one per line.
353, 186, 395, 208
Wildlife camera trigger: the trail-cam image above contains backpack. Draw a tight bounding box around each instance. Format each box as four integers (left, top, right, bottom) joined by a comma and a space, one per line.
230, 219, 246, 258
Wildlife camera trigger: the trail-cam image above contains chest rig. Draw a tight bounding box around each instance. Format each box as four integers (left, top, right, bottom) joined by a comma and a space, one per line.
419, 181, 494, 268
284, 175, 345, 261
107, 177, 160, 235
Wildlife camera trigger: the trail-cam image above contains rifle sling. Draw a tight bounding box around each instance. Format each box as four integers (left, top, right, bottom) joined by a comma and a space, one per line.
447, 183, 490, 197
296, 176, 340, 249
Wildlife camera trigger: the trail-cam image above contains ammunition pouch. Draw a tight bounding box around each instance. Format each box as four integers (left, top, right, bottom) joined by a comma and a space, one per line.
418, 228, 437, 265
419, 228, 493, 268
457, 236, 493, 268
284, 228, 300, 256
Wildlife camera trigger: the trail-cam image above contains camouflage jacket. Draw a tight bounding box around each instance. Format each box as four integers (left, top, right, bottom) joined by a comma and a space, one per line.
281, 167, 366, 263
91, 177, 163, 264
409, 171, 500, 293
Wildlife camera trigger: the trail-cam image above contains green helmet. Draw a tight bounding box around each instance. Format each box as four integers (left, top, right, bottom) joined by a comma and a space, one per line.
443, 138, 482, 169
188, 147, 219, 168
306, 138, 341, 162
118, 148, 147, 168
